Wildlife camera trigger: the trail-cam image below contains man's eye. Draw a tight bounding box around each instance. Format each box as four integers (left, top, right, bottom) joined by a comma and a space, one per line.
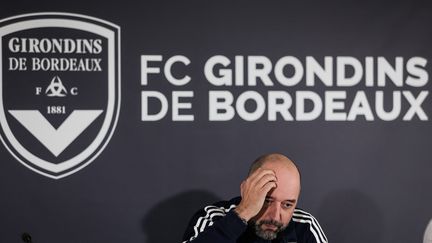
283, 203, 292, 209
264, 198, 272, 204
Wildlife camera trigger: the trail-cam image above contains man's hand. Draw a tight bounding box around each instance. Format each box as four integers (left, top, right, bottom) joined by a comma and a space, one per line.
234, 168, 277, 221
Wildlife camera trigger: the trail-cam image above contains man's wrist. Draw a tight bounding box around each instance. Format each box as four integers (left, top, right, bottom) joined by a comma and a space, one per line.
234, 206, 253, 222
233, 209, 249, 225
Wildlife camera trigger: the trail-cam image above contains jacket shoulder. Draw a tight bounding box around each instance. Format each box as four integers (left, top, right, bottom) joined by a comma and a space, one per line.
292, 208, 328, 243
182, 197, 240, 242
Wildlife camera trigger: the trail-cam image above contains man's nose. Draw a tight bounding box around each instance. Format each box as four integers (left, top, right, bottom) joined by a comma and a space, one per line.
267, 203, 281, 221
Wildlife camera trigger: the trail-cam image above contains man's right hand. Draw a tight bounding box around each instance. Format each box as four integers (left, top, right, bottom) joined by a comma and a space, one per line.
234, 168, 277, 221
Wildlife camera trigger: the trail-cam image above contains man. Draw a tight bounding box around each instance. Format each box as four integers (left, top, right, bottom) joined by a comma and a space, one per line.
182, 153, 327, 243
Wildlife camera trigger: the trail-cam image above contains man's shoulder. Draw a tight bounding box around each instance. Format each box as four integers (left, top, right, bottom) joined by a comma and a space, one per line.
183, 197, 247, 242
290, 208, 328, 243
194, 196, 241, 216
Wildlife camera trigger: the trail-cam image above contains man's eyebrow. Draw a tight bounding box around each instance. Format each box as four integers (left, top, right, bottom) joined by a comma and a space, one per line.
265, 196, 297, 203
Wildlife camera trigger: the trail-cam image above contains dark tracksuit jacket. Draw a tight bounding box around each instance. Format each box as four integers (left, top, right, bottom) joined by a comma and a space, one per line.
183, 197, 327, 243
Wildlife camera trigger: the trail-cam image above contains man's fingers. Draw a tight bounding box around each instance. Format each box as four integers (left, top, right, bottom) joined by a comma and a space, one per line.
248, 169, 276, 185
248, 166, 265, 178
261, 181, 277, 194
248, 167, 275, 180
256, 174, 277, 189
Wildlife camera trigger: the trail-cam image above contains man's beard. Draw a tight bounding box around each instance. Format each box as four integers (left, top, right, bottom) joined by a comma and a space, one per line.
254, 219, 286, 240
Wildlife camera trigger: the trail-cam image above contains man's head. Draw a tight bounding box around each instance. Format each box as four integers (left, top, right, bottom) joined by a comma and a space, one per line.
249, 153, 301, 240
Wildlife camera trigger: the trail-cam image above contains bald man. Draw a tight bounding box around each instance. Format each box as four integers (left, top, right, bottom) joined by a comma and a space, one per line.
182, 153, 327, 243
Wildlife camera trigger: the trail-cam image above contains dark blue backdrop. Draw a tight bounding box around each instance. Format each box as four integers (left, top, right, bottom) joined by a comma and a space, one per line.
1, 1, 431, 243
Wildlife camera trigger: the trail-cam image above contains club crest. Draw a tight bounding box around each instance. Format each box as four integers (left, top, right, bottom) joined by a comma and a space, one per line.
0, 12, 121, 179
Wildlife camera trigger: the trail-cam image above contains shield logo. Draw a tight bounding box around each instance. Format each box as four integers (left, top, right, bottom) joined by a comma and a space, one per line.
0, 13, 121, 179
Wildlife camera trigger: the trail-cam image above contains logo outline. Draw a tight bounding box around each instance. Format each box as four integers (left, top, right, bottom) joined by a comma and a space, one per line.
0, 12, 121, 179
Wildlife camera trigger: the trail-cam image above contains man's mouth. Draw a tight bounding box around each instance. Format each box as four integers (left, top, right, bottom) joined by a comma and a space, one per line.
262, 223, 278, 231
254, 219, 285, 240
258, 220, 283, 231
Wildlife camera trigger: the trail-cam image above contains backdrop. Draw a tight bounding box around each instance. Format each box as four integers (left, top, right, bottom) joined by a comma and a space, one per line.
0, 1, 431, 243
